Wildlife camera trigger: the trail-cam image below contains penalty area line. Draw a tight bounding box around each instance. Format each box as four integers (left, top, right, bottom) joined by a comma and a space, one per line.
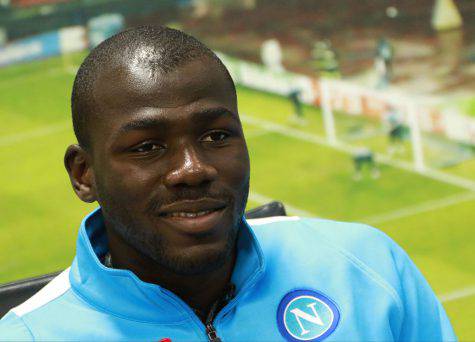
439, 286, 475, 303
0, 65, 79, 88
0, 122, 70, 148
359, 191, 475, 225
244, 129, 271, 139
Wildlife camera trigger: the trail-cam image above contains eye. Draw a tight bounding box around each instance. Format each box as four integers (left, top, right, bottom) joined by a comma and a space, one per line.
201, 131, 230, 143
130, 141, 165, 154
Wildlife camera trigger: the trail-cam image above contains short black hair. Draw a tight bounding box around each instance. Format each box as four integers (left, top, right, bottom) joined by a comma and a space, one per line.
71, 25, 235, 150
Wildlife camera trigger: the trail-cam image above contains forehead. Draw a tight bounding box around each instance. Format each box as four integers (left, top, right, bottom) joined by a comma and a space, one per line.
92, 56, 236, 115
87, 56, 238, 149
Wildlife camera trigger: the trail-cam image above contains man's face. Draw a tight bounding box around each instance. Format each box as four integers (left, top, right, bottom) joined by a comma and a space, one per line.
86, 56, 250, 275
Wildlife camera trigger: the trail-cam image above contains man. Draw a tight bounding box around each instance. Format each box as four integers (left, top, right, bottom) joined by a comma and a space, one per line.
375, 37, 394, 89
0, 26, 455, 341
288, 89, 305, 124
384, 104, 406, 155
352, 147, 380, 181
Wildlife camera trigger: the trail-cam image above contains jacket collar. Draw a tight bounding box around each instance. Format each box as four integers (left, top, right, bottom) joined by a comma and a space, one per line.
69, 208, 265, 323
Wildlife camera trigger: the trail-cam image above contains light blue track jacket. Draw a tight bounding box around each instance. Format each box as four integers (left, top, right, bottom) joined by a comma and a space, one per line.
0, 208, 455, 341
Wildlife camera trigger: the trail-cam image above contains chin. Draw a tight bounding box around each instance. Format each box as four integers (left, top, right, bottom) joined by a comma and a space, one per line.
128, 220, 239, 276
105, 199, 243, 275
160, 243, 233, 276
146, 211, 241, 276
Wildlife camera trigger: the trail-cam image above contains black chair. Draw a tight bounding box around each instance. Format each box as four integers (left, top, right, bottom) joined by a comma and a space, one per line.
244, 200, 286, 219
0, 201, 286, 317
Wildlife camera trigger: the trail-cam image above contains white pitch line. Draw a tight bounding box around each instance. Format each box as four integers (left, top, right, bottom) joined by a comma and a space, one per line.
244, 130, 270, 139
0, 122, 70, 147
376, 154, 475, 192
249, 192, 315, 217
359, 191, 475, 225
241, 114, 475, 192
64, 65, 79, 75
0, 65, 77, 89
439, 286, 475, 303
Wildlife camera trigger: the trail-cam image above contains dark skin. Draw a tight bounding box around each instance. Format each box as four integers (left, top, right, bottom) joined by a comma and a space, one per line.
64, 55, 250, 321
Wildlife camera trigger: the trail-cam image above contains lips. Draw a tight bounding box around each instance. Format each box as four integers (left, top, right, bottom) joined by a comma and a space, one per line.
156, 198, 228, 235
166, 209, 218, 218
158, 198, 227, 218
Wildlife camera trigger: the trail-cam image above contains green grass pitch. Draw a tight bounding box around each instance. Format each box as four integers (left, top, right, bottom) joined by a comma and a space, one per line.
0, 54, 474, 339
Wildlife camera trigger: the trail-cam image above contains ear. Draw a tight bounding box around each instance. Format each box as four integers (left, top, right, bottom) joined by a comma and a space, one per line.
64, 144, 97, 203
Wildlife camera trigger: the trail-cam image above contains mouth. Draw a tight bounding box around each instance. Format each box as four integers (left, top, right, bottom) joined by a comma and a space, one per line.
161, 207, 223, 218
156, 198, 228, 234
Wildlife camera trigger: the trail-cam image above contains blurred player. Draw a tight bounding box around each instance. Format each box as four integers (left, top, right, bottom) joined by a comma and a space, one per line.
312, 40, 340, 78
385, 104, 406, 155
375, 37, 394, 88
288, 89, 305, 124
352, 147, 380, 180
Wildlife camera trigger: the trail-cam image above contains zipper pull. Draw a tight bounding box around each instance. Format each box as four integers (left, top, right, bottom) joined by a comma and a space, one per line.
206, 323, 222, 342
204, 283, 235, 342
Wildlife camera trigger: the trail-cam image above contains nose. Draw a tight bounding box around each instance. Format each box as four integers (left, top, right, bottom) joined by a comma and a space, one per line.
164, 143, 218, 187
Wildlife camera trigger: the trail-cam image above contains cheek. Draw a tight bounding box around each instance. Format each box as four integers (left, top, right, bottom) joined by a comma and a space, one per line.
96, 160, 161, 204
216, 146, 250, 188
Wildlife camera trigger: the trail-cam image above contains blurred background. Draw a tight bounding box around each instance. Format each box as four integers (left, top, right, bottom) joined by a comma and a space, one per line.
0, 0, 474, 338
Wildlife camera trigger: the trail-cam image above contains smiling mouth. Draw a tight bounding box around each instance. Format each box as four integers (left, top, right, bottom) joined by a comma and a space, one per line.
157, 204, 227, 235
161, 207, 224, 218
155, 197, 229, 229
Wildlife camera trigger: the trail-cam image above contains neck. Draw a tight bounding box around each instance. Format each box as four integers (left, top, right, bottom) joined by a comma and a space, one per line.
105, 227, 236, 322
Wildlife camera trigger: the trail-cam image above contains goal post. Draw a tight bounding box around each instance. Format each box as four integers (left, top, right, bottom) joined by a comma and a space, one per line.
320, 79, 337, 146
318, 79, 429, 172
407, 102, 426, 172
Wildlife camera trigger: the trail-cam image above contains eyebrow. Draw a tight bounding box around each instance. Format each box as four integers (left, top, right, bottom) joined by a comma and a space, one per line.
116, 107, 238, 136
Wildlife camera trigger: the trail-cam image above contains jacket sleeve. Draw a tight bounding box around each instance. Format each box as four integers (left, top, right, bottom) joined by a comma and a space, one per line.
392, 245, 456, 341
0, 311, 34, 341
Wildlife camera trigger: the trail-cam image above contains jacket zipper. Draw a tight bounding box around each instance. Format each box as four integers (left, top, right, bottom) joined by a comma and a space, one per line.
203, 284, 236, 342
204, 298, 222, 342
161, 275, 263, 342
205, 322, 221, 342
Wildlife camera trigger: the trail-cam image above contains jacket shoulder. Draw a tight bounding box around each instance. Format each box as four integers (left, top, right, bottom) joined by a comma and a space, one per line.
0, 269, 72, 339
0, 311, 34, 340
248, 216, 408, 303
247, 217, 456, 341
248, 216, 397, 256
